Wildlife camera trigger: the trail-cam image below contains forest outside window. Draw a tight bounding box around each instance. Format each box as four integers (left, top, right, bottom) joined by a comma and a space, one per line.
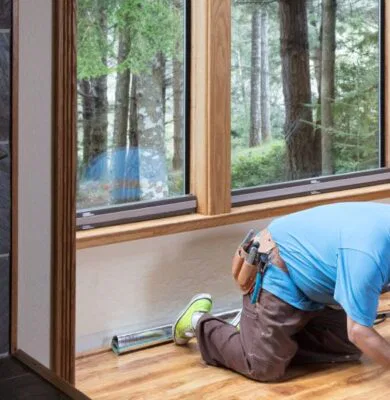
76, 0, 192, 229
231, 0, 387, 205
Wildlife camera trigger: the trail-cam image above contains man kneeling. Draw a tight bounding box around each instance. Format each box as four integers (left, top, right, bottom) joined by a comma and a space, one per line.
172, 202, 390, 382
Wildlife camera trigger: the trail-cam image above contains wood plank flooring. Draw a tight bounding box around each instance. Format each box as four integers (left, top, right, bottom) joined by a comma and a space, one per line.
76, 294, 390, 400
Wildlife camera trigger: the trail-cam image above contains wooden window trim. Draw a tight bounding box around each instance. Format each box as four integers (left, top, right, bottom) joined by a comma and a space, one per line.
76, 183, 390, 249
52, 0, 77, 384
191, 0, 231, 215
11, 0, 19, 355
385, 0, 390, 165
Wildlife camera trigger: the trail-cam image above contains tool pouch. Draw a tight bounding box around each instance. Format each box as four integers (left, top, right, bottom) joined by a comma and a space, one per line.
232, 229, 277, 294
232, 247, 247, 281
237, 258, 258, 294
232, 247, 257, 294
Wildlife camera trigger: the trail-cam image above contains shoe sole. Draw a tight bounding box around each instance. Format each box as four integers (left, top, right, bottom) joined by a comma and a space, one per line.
172, 293, 212, 345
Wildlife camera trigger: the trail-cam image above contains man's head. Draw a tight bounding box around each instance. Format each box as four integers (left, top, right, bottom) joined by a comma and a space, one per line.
382, 283, 390, 294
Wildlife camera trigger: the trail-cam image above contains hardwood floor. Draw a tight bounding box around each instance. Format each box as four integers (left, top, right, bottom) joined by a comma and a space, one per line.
76, 294, 390, 400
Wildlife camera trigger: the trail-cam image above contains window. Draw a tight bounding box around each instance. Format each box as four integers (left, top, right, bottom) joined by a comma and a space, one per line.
231, 0, 387, 205
76, 0, 193, 228
72, 0, 390, 247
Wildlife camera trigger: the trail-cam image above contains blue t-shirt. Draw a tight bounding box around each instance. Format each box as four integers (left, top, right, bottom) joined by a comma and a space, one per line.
263, 202, 390, 327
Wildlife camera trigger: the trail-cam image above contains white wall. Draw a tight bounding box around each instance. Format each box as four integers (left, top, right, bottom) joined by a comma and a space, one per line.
17, 0, 52, 367
77, 198, 390, 353
76, 218, 272, 353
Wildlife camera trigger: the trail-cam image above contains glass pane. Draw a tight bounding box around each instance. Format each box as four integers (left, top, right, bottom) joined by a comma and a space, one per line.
76, 0, 186, 209
231, 0, 380, 190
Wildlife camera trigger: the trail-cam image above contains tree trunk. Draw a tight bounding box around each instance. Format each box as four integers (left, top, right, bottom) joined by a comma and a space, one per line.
260, 9, 270, 141
80, 79, 93, 169
321, 0, 336, 175
172, 0, 185, 171
128, 74, 140, 201
113, 30, 130, 149
137, 54, 168, 200
172, 48, 184, 171
172, 0, 184, 164
250, 7, 261, 147
309, 0, 322, 171
90, 76, 108, 163
111, 28, 131, 204
90, 4, 108, 172
308, 0, 322, 97
236, 47, 248, 118
129, 74, 139, 148
279, 0, 319, 180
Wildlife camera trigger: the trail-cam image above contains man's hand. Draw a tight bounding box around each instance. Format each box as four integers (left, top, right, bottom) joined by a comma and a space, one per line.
347, 316, 390, 367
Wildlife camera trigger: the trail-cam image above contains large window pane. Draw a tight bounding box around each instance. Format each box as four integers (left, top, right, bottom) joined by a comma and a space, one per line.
231, 0, 381, 190
76, 0, 187, 210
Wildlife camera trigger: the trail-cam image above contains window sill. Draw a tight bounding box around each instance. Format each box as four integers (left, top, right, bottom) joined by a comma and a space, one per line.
76, 183, 390, 249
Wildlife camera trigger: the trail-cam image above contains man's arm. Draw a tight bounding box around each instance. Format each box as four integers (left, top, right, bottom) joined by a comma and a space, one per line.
347, 316, 390, 367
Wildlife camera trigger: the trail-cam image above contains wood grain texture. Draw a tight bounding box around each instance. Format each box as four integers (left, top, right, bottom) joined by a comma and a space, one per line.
207, 0, 231, 214
385, 0, 390, 166
191, 0, 231, 215
190, 0, 208, 213
75, 295, 390, 400
11, 0, 19, 355
77, 183, 390, 249
52, 0, 77, 384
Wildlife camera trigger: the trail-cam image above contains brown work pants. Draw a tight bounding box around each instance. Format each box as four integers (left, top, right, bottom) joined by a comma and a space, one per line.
195, 290, 361, 382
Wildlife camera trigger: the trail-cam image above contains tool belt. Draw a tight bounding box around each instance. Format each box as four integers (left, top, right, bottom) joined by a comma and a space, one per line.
232, 229, 287, 300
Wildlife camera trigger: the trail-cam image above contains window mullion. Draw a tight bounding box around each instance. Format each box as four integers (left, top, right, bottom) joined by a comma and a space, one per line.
191, 0, 231, 215
385, 0, 390, 166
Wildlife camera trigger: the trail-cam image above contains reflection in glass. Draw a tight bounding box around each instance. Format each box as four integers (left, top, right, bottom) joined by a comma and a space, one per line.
76, 0, 186, 209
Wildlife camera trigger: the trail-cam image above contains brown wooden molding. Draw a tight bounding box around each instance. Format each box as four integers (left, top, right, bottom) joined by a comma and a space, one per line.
75, 347, 111, 361
191, 0, 231, 215
207, 0, 231, 214
11, 0, 19, 355
385, 0, 390, 166
14, 350, 90, 400
76, 184, 390, 249
52, 0, 77, 384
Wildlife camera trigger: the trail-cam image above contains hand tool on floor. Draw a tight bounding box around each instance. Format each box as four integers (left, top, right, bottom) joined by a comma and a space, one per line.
111, 309, 242, 355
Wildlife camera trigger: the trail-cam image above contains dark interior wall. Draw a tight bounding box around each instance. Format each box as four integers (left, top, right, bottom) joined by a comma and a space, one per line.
0, 0, 11, 356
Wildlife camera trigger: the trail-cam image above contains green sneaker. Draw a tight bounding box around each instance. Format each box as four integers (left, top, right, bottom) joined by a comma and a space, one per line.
172, 293, 212, 345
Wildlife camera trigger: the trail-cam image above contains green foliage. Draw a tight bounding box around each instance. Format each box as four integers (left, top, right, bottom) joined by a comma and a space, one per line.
114, 0, 182, 73
331, 0, 380, 173
167, 169, 184, 197
231, 140, 286, 189
77, 0, 183, 79
77, 0, 116, 78
231, 0, 284, 142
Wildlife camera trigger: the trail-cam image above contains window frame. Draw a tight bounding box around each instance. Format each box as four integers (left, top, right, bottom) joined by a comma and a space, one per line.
75, 0, 390, 247
230, 0, 389, 205
76, 0, 193, 229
